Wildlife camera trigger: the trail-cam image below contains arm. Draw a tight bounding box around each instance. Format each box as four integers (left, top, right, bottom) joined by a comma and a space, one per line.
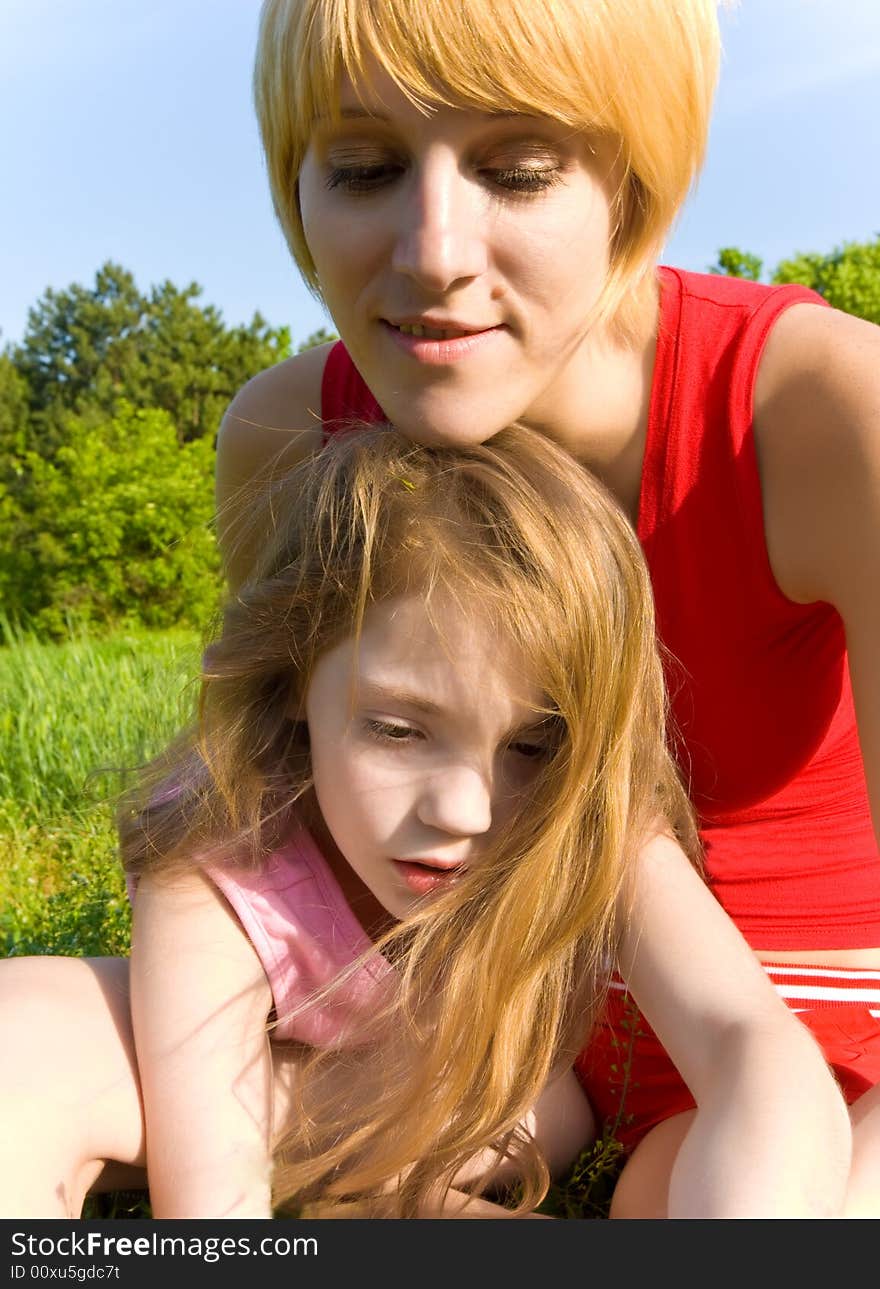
326, 1070, 592, 1219
214, 345, 329, 590
755, 303, 880, 845
130, 870, 275, 1218
619, 830, 852, 1218
447, 1064, 596, 1217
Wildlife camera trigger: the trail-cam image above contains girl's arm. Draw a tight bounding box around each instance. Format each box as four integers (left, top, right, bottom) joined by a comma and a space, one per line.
130, 870, 275, 1218
619, 830, 852, 1218
755, 303, 880, 845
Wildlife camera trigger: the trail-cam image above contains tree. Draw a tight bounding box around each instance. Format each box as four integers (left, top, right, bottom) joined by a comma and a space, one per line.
773, 237, 880, 325
1, 263, 297, 637
0, 402, 221, 638
710, 247, 763, 281
297, 326, 338, 353
14, 262, 292, 449
709, 236, 880, 325
0, 350, 30, 462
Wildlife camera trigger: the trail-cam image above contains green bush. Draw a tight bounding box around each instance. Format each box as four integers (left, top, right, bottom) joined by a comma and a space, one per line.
0, 403, 222, 638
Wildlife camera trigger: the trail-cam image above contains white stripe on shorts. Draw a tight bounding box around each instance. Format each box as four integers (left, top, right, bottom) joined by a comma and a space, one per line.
762, 963, 880, 1018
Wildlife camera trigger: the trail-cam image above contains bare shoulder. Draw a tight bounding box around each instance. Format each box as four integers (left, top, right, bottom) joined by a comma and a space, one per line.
753, 303, 880, 604
217, 341, 332, 475
757, 301, 880, 414
216, 342, 333, 587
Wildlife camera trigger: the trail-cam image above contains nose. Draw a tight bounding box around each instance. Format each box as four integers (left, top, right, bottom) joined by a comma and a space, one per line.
391, 152, 488, 291
417, 763, 493, 838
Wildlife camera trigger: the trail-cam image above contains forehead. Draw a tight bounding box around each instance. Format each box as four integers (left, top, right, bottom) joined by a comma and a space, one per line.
337, 592, 546, 720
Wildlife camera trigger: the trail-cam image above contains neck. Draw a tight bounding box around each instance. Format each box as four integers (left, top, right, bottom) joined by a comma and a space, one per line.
522, 296, 659, 526
305, 805, 397, 943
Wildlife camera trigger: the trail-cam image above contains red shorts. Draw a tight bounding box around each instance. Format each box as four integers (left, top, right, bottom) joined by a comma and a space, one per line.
575, 964, 880, 1152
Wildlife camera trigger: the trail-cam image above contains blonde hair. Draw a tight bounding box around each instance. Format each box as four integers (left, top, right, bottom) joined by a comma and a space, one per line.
121, 423, 698, 1216
254, 0, 723, 339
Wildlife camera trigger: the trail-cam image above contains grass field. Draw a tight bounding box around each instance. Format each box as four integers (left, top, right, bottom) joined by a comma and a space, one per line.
0, 625, 201, 957
0, 625, 622, 1218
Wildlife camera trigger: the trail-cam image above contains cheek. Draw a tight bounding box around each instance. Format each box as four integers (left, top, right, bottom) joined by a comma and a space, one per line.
299, 185, 381, 302
309, 746, 366, 849
517, 214, 610, 299
310, 742, 397, 836
298, 165, 344, 285
496, 759, 544, 815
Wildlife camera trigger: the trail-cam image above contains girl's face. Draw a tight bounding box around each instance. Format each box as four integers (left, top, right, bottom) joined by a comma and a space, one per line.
304, 591, 555, 921
298, 65, 617, 446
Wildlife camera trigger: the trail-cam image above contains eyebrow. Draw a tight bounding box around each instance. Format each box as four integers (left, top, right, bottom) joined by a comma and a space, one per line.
355, 679, 444, 716
355, 680, 556, 732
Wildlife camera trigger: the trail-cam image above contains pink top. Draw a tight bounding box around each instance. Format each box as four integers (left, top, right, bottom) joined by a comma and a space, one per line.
207, 829, 391, 1046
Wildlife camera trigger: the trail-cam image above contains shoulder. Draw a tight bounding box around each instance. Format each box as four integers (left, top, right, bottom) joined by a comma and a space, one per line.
215, 343, 334, 587
754, 304, 880, 605
217, 340, 333, 465
205, 829, 357, 953
757, 300, 880, 413
131, 868, 272, 1004
207, 829, 325, 906
660, 265, 818, 316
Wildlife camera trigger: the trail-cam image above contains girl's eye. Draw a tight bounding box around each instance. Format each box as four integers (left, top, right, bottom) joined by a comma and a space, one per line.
508, 740, 551, 760
487, 165, 563, 194
363, 719, 420, 743
508, 716, 563, 760
325, 163, 402, 193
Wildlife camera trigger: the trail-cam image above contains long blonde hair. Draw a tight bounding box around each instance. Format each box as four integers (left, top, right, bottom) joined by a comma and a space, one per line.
121, 423, 697, 1215
254, 0, 723, 340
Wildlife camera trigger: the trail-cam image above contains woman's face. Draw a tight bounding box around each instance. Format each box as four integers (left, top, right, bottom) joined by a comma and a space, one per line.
298, 66, 618, 445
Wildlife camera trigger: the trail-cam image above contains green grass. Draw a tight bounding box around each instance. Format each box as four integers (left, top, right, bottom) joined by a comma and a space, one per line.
0, 625, 200, 957
0, 624, 622, 1218
1, 624, 202, 1218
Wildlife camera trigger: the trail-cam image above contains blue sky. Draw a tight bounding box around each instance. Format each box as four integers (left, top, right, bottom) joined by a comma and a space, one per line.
2, 0, 879, 351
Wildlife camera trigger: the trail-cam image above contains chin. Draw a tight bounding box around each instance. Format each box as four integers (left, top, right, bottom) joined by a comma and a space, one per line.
380, 402, 513, 449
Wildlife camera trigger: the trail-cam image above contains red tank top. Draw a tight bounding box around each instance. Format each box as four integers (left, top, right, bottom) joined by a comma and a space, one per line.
321, 267, 880, 950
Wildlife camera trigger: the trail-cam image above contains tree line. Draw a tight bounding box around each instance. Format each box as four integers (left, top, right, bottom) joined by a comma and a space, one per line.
1, 239, 877, 639
0, 263, 333, 638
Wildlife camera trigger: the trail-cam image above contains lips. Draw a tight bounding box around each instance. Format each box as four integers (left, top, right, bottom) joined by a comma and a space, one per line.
380, 319, 504, 365
392, 321, 486, 341
386, 317, 494, 340
393, 858, 466, 896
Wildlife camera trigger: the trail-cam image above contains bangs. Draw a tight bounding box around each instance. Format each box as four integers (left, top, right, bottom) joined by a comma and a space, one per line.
296, 0, 615, 132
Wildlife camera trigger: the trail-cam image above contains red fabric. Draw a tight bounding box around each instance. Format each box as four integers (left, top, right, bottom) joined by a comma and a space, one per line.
641, 268, 878, 948
577, 969, 880, 1151
319, 268, 880, 950
321, 341, 385, 433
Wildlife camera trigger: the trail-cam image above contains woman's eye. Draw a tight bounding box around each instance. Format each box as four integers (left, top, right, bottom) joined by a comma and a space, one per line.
325, 163, 402, 193
486, 165, 563, 194
364, 719, 419, 743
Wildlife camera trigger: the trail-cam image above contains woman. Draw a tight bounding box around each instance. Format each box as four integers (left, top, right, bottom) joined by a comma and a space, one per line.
216, 0, 880, 1216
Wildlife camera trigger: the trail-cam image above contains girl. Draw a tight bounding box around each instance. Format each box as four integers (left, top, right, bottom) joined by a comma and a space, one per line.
211, 0, 880, 1216
123, 425, 846, 1216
